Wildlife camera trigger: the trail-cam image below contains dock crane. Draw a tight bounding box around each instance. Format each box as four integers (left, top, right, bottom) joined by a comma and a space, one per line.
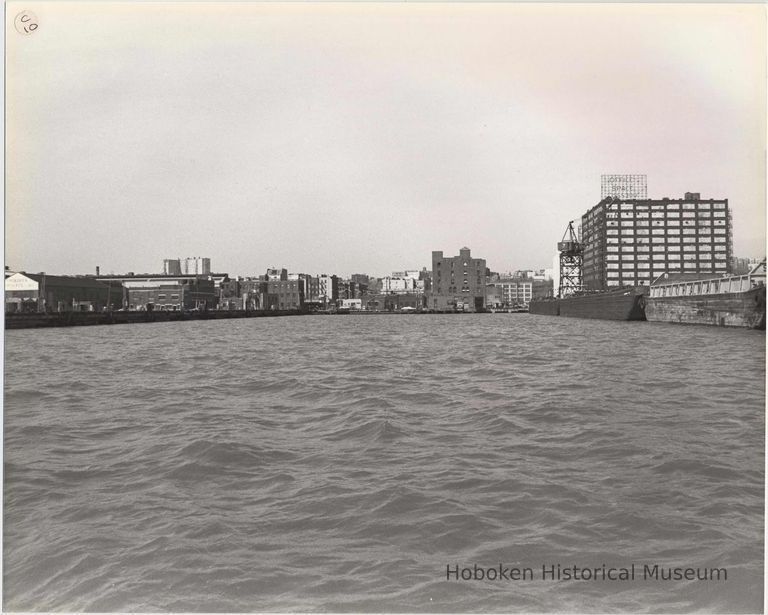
557, 221, 583, 298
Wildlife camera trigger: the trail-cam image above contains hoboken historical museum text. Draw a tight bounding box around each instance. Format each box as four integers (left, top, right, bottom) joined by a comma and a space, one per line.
445, 563, 728, 583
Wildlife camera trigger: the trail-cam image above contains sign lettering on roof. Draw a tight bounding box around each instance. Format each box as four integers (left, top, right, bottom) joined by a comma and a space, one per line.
5, 274, 39, 292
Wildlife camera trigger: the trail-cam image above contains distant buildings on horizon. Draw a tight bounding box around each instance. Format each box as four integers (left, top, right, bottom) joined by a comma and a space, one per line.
4, 248, 555, 313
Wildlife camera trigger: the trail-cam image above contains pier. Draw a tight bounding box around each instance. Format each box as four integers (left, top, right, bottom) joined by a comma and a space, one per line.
4, 309, 303, 329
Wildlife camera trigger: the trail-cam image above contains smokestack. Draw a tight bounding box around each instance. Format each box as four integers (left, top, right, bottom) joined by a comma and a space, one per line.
96, 266, 100, 276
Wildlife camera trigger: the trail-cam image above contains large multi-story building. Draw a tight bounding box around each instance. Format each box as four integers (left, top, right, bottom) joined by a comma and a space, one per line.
163, 259, 182, 276
581, 192, 732, 291
182, 257, 211, 275
430, 247, 487, 312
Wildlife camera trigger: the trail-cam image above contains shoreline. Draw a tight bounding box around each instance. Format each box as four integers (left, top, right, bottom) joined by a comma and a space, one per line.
4, 309, 497, 329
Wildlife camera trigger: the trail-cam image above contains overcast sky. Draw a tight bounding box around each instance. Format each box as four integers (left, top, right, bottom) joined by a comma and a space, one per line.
7, 2, 766, 278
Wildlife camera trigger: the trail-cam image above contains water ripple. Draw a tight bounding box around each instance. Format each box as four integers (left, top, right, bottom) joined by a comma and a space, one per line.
3, 315, 764, 612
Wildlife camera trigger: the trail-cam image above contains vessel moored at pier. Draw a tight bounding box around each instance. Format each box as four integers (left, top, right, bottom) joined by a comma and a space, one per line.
528, 298, 560, 316
645, 262, 766, 329
529, 286, 647, 321
558, 286, 648, 320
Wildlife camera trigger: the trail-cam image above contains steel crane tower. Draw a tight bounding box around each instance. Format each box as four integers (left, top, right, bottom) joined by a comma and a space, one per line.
558, 221, 583, 298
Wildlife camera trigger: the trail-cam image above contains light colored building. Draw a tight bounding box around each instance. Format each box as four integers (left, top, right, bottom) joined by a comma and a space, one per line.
181, 257, 211, 275
391, 270, 421, 280
163, 257, 211, 276
318, 274, 339, 305
497, 279, 533, 305
381, 276, 424, 294
552, 254, 560, 298
380, 269, 426, 295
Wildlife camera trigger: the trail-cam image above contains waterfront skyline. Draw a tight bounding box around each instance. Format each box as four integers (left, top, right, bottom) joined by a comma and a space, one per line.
7, 2, 766, 279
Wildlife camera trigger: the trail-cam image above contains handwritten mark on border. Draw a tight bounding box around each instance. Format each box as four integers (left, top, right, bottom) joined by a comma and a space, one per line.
15, 10, 39, 35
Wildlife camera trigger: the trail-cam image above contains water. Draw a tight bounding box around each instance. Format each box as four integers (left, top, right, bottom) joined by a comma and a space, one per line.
3, 315, 764, 612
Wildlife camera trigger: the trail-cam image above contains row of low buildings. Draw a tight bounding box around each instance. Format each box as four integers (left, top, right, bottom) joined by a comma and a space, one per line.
4, 269, 339, 314
5, 249, 549, 314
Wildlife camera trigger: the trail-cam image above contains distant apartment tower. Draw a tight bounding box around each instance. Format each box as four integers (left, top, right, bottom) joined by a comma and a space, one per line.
182, 257, 211, 275
430, 247, 487, 312
581, 192, 732, 291
163, 259, 182, 275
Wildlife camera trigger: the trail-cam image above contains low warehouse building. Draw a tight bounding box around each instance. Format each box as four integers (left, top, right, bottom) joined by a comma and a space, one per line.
5, 272, 122, 313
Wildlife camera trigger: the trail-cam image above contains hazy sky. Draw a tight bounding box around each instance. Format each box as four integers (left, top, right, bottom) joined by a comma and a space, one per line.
7, 2, 766, 278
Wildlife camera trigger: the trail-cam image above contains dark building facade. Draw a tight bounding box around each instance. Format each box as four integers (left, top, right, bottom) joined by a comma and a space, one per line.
265, 279, 304, 310
581, 193, 732, 291
5, 272, 123, 313
96, 273, 224, 310
430, 247, 487, 311
124, 278, 216, 310
365, 293, 425, 311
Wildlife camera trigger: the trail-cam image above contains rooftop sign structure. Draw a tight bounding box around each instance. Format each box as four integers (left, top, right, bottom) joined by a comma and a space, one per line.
601, 174, 647, 200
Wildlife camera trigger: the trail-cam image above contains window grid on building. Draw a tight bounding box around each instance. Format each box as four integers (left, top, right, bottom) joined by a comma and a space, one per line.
580, 197, 731, 291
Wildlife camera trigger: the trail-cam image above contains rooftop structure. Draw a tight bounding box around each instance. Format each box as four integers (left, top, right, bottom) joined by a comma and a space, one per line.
601, 174, 648, 200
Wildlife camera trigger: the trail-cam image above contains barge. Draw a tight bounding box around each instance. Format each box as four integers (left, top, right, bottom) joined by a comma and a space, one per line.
559, 286, 647, 320
645, 262, 766, 329
529, 286, 647, 321
528, 298, 560, 316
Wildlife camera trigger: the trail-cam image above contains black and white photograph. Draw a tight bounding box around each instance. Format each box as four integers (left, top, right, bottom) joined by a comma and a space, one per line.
3, 1, 766, 612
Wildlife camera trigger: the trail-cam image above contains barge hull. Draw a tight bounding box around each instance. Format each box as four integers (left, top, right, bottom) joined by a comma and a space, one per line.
528, 300, 560, 316
558, 288, 647, 321
645, 286, 766, 329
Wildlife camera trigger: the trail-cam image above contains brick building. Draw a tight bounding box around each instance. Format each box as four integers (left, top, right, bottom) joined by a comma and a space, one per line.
123, 277, 216, 310
265, 279, 304, 310
96, 272, 225, 310
430, 247, 487, 312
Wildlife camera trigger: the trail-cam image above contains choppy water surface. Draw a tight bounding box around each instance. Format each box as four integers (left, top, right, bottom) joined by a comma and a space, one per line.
3, 315, 764, 612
